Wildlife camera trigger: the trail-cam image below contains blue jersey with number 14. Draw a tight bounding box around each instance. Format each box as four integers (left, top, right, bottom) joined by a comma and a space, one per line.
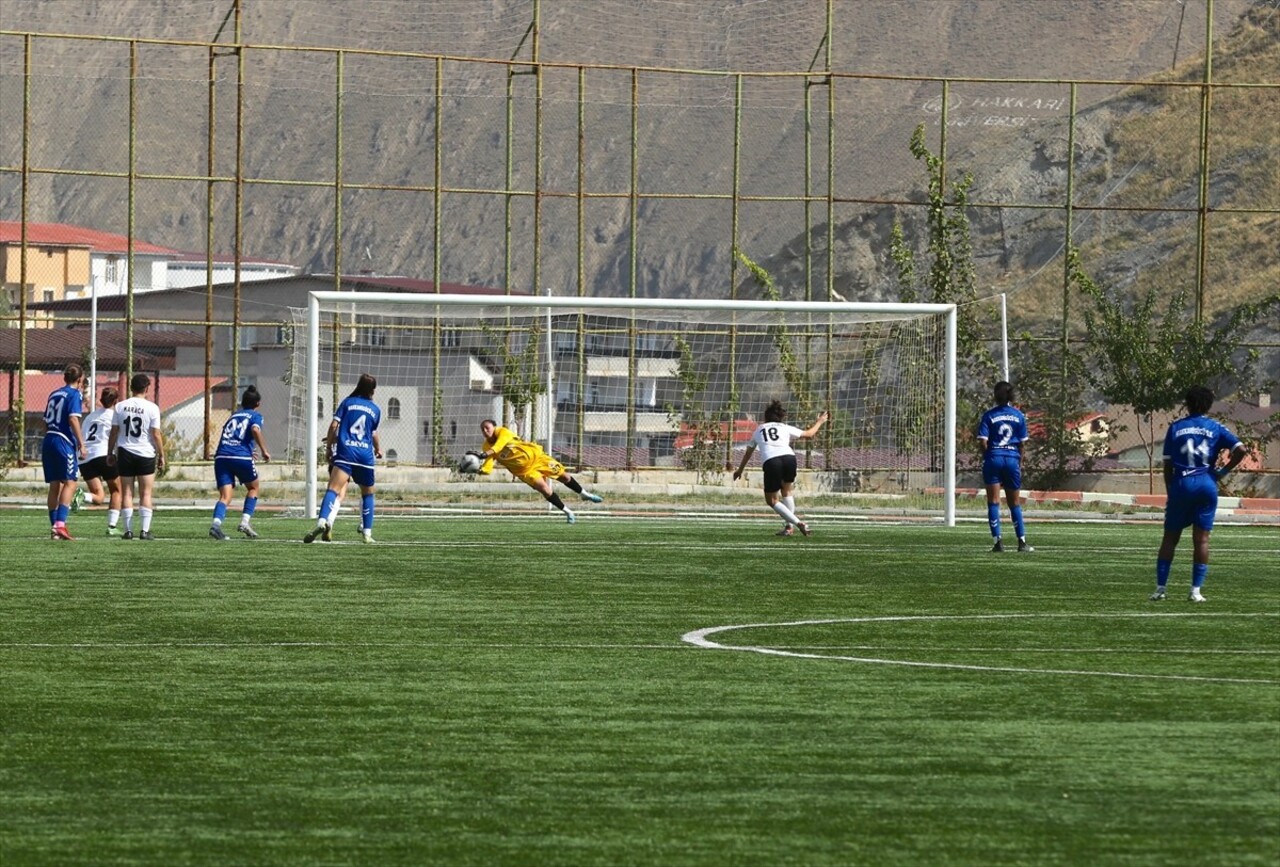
1163, 415, 1239, 478
332, 395, 381, 467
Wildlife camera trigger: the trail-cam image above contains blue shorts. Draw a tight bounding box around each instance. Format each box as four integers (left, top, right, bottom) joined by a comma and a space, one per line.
1164, 473, 1219, 533
42, 435, 78, 483
214, 457, 259, 489
332, 459, 375, 488
982, 453, 1022, 491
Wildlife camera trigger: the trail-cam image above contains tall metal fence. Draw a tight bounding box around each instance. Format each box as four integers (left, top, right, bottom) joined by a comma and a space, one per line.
1, 0, 1277, 471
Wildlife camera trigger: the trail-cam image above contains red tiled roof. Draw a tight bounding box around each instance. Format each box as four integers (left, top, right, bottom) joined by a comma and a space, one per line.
0, 221, 177, 256
1, 373, 225, 413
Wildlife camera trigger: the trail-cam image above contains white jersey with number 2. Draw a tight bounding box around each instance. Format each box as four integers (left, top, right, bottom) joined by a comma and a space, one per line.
750, 422, 806, 463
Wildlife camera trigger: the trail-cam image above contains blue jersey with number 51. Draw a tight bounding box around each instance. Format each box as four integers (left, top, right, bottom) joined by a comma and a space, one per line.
1163, 415, 1239, 478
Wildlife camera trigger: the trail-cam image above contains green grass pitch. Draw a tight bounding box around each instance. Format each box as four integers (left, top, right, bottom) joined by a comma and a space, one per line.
1, 509, 1277, 866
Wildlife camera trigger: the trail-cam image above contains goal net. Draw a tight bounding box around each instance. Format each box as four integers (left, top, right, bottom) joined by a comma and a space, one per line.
288, 293, 957, 524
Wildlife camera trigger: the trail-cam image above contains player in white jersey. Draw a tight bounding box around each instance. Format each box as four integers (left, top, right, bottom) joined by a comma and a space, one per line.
733, 400, 829, 536
78, 386, 124, 534
107, 373, 166, 540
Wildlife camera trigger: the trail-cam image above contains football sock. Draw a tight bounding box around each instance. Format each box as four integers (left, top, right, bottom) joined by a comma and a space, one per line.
545, 492, 567, 511
1192, 562, 1208, 589
562, 477, 585, 495
140, 507, 153, 533
213, 502, 228, 523
783, 495, 797, 523
49, 509, 57, 526
243, 496, 258, 518
1156, 558, 1172, 588
1010, 505, 1025, 539
107, 509, 120, 528
361, 494, 374, 532
771, 501, 801, 526
122, 508, 134, 532
987, 502, 1001, 538
319, 490, 339, 526
56, 504, 69, 524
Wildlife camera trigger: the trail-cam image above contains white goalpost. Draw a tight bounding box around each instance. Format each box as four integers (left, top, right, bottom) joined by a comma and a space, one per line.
291, 292, 958, 525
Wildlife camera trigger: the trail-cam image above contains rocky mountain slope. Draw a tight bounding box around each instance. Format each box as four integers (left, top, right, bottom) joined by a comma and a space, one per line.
1, 0, 1274, 327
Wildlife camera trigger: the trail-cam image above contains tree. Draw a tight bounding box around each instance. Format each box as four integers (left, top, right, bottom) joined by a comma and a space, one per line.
1069, 246, 1279, 490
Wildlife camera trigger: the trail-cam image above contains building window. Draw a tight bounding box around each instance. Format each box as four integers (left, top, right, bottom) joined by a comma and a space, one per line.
318, 397, 325, 418
422, 420, 431, 437
442, 328, 461, 348
450, 420, 457, 440
387, 397, 401, 420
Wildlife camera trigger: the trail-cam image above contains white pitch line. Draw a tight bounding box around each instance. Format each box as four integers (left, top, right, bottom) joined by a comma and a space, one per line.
682, 613, 1280, 685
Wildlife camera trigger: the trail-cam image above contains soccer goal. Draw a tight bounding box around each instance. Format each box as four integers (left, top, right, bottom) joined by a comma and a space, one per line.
288, 292, 957, 524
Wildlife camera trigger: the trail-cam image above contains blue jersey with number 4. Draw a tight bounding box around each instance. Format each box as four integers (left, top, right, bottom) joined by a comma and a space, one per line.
216, 409, 264, 460
332, 396, 381, 467
1163, 415, 1240, 478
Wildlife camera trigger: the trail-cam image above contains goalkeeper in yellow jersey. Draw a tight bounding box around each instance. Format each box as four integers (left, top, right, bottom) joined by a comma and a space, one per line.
474, 419, 603, 523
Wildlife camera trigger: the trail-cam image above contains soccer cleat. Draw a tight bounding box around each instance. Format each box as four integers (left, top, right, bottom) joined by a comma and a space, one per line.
106, 525, 120, 537
209, 525, 227, 541
565, 509, 577, 524
303, 522, 327, 544
50, 527, 58, 540
1017, 540, 1034, 553
237, 524, 259, 540
361, 532, 375, 544
71, 489, 85, 512
1149, 589, 1167, 601
321, 524, 333, 542
776, 526, 795, 537
581, 491, 603, 503
52, 525, 74, 541
1188, 590, 1207, 603
122, 530, 134, 540
139, 530, 155, 541
991, 539, 1005, 553
797, 522, 812, 537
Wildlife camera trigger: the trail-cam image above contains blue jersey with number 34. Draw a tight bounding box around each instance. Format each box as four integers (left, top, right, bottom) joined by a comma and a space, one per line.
1163, 415, 1240, 478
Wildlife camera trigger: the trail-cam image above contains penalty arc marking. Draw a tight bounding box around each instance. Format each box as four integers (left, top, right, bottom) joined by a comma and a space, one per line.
682, 613, 1280, 685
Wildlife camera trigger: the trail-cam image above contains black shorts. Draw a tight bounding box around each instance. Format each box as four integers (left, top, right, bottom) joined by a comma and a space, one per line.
761, 454, 798, 494
81, 455, 119, 482
117, 449, 157, 477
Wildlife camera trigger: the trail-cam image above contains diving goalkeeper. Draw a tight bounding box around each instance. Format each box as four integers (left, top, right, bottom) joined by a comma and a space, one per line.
472, 419, 604, 523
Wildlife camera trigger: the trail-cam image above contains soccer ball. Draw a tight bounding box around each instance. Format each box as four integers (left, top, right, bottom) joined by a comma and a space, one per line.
458, 452, 483, 474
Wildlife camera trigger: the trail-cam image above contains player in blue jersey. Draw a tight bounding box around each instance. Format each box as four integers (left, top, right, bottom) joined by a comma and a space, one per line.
42, 363, 87, 540
209, 386, 272, 540
977, 380, 1033, 553
1150, 385, 1248, 603
305, 373, 383, 544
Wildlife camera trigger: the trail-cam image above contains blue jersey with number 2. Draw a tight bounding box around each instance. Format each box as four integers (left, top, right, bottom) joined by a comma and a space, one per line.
1163, 415, 1240, 479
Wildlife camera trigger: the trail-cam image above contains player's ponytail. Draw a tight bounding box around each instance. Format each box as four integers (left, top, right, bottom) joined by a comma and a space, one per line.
763, 400, 786, 423
241, 385, 262, 409
350, 373, 377, 399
